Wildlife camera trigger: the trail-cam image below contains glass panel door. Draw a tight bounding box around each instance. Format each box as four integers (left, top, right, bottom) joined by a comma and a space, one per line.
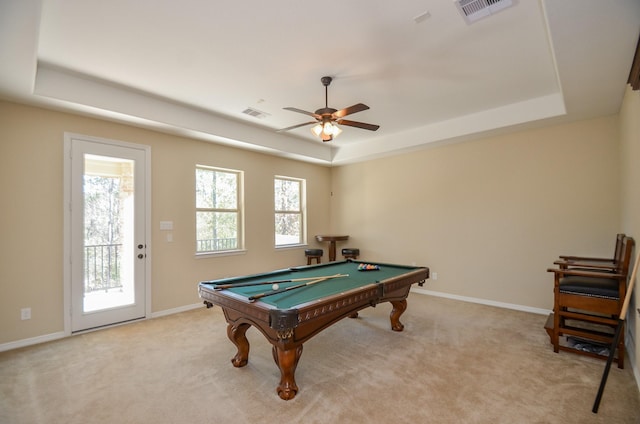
68, 136, 148, 332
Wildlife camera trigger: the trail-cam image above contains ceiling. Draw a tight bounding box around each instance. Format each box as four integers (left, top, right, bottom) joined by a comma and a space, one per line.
1, 0, 639, 165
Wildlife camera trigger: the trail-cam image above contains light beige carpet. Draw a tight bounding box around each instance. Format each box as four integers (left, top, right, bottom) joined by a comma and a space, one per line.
1, 294, 639, 423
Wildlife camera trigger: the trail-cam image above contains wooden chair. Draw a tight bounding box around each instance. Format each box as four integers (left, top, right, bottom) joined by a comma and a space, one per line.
547, 235, 634, 368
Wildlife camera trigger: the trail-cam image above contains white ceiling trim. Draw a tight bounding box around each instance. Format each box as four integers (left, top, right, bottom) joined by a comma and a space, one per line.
34, 62, 567, 166
34, 64, 333, 164
332, 92, 566, 164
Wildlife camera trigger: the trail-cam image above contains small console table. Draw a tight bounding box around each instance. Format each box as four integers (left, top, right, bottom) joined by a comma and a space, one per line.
314, 235, 349, 262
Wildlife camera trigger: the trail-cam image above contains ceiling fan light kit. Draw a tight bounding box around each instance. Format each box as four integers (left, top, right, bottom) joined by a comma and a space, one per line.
311, 120, 342, 141
279, 76, 379, 142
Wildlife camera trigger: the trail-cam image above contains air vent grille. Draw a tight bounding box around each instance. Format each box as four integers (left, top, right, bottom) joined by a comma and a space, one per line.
455, 0, 514, 24
242, 107, 270, 119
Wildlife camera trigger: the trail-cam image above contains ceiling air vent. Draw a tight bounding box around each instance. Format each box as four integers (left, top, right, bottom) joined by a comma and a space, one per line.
242, 107, 270, 119
455, 0, 514, 24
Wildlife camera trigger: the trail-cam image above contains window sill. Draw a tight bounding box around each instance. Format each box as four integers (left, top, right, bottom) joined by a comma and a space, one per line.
275, 244, 308, 251
195, 249, 247, 259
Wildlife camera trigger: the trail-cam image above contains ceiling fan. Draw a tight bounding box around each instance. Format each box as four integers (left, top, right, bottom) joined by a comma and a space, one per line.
278, 76, 380, 142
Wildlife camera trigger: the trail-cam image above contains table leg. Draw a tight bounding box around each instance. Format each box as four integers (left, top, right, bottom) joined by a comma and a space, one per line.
272, 344, 303, 400
227, 323, 251, 367
389, 300, 407, 332
328, 241, 337, 261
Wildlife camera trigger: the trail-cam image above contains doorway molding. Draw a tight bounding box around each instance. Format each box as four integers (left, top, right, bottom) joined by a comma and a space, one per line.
63, 132, 151, 335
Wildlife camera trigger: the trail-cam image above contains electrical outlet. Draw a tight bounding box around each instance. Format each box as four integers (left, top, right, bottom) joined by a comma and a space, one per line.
21, 307, 31, 320
431, 272, 438, 281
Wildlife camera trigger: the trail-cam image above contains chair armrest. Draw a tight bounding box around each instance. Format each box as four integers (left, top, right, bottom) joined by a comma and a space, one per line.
558, 255, 613, 262
553, 259, 617, 270
547, 268, 624, 279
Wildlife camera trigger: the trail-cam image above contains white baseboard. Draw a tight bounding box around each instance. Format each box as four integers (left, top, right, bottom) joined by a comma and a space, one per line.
411, 288, 640, 391
150, 302, 204, 318
410, 287, 552, 315
625, 333, 640, 389
0, 331, 66, 353
0, 303, 205, 352
3, 295, 635, 390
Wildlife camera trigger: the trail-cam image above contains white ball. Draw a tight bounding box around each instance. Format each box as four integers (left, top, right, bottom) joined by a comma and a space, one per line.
272, 283, 279, 291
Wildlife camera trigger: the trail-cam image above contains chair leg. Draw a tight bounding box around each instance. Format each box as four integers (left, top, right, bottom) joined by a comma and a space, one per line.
617, 324, 625, 369
553, 310, 560, 353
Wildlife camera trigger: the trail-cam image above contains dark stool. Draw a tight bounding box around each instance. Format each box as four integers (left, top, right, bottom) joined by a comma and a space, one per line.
342, 248, 360, 260
305, 249, 323, 265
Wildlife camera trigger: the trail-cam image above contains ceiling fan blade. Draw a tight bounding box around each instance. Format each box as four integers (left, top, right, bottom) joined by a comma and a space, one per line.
337, 119, 380, 131
283, 107, 321, 119
277, 121, 317, 132
333, 103, 369, 119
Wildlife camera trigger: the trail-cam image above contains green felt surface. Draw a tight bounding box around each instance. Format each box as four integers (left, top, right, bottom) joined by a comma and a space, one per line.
201, 261, 421, 309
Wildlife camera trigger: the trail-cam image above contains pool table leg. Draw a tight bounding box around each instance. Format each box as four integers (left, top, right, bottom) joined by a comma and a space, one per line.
227, 323, 251, 367
272, 344, 303, 400
389, 300, 407, 332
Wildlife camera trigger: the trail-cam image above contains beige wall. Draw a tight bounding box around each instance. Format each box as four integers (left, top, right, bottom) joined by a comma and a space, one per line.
0, 96, 636, 381
0, 101, 331, 344
331, 116, 621, 310
620, 85, 640, 377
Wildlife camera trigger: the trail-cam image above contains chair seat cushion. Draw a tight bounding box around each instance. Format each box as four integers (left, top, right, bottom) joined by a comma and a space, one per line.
305, 249, 323, 256
559, 276, 620, 300
342, 248, 359, 255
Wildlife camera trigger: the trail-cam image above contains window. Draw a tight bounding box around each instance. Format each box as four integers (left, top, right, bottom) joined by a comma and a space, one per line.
196, 166, 243, 253
274, 176, 306, 246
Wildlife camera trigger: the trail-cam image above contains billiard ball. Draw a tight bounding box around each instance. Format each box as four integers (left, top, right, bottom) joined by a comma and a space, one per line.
272, 283, 279, 291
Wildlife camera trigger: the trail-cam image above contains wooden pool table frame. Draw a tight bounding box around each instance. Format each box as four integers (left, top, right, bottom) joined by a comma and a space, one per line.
199, 260, 429, 400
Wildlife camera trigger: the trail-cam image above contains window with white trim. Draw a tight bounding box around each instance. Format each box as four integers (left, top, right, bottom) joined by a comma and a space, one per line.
196, 166, 243, 253
274, 176, 306, 246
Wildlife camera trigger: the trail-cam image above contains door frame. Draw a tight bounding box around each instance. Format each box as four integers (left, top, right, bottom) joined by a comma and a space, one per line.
63, 132, 152, 334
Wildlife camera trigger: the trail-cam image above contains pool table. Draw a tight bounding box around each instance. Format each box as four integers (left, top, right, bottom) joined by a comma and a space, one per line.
198, 260, 429, 400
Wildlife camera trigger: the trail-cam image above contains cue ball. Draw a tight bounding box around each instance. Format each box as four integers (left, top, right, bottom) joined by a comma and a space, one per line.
272, 284, 279, 290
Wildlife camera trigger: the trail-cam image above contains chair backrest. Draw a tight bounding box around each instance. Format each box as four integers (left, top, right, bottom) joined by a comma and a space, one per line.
614, 236, 635, 275
612, 233, 626, 263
